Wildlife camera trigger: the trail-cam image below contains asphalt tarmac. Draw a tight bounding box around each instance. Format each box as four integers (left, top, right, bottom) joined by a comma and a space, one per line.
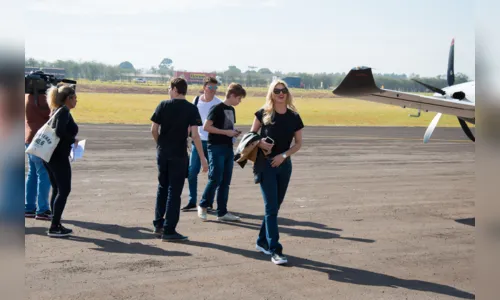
25, 125, 475, 300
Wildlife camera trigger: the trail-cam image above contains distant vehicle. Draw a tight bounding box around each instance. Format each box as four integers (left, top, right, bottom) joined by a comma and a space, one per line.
134, 78, 147, 83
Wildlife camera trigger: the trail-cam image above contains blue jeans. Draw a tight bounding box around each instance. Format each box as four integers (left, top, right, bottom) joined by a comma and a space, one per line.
187, 140, 209, 205
25, 143, 51, 214
257, 157, 292, 255
1, 149, 24, 225
199, 144, 234, 217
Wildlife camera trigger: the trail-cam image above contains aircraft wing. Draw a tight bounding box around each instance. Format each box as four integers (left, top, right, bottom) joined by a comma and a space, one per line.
332, 67, 475, 120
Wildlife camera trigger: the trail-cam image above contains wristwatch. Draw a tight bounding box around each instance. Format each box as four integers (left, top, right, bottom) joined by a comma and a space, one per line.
282, 153, 287, 159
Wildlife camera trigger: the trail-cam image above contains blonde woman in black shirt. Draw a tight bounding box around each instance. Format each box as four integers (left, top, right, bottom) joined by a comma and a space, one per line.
250, 79, 304, 265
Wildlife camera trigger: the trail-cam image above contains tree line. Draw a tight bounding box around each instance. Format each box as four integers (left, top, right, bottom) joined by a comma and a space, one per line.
25, 57, 470, 92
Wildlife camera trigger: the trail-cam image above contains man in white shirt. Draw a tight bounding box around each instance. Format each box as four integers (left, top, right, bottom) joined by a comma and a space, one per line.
182, 77, 222, 211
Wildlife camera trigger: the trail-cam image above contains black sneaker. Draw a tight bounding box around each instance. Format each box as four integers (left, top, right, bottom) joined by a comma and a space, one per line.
35, 211, 52, 221
271, 253, 288, 265
154, 227, 164, 237
181, 203, 197, 211
47, 224, 73, 238
161, 232, 188, 242
25, 211, 36, 218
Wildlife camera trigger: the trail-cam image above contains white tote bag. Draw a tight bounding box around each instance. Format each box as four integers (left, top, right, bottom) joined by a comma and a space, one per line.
25, 107, 63, 162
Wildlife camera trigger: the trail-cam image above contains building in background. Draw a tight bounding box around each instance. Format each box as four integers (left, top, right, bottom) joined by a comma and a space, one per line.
282, 76, 304, 88
174, 71, 217, 84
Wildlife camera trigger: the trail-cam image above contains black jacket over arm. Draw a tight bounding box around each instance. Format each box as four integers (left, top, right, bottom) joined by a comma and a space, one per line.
233, 131, 266, 184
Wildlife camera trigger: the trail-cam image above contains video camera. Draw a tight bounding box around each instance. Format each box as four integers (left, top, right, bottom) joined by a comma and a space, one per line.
25, 70, 77, 95
25, 70, 77, 106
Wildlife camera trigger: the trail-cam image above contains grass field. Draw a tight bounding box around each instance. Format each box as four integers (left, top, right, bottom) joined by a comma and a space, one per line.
73, 92, 462, 127
77, 80, 336, 98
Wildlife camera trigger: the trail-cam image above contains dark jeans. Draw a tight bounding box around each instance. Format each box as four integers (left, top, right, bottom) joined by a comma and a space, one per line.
187, 140, 209, 205
257, 157, 292, 255
153, 150, 188, 234
43, 153, 72, 227
199, 144, 234, 217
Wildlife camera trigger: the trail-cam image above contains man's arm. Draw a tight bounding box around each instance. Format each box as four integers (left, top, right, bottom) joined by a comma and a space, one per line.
151, 122, 160, 143
189, 106, 208, 172
203, 119, 235, 136
150, 101, 163, 144
203, 105, 237, 137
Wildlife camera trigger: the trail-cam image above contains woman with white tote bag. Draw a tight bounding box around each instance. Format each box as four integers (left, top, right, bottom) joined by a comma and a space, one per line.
42, 84, 79, 237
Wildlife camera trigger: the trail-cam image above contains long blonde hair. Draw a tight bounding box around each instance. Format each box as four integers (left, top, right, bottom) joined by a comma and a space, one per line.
46, 85, 75, 111
262, 79, 297, 125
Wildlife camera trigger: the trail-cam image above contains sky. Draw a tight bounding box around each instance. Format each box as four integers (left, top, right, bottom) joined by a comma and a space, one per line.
23, 0, 475, 79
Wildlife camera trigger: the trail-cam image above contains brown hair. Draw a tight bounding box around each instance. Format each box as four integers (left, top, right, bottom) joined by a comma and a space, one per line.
170, 77, 188, 95
204, 76, 218, 87
46, 85, 76, 111
226, 83, 246, 99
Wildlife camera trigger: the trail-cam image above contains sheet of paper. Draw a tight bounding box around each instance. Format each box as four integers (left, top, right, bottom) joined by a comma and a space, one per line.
70, 139, 86, 162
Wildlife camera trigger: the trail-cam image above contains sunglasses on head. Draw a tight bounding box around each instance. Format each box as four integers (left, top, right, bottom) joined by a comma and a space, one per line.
207, 85, 218, 90
273, 88, 288, 94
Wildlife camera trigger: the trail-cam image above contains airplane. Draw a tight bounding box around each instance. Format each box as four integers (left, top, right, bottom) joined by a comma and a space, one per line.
332, 38, 475, 143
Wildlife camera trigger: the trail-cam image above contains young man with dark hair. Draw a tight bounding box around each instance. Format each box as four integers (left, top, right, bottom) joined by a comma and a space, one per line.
182, 76, 222, 211
197, 83, 246, 222
151, 77, 208, 241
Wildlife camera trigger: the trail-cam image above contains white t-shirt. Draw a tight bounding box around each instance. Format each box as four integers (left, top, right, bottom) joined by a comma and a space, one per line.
193, 95, 222, 141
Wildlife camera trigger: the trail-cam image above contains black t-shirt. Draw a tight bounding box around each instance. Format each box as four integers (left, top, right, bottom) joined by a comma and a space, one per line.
207, 102, 236, 146
151, 99, 202, 158
52, 106, 79, 157
255, 108, 304, 157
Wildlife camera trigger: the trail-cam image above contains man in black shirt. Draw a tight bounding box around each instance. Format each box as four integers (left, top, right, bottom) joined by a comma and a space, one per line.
151, 77, 208, 241
197, 83, 246, 222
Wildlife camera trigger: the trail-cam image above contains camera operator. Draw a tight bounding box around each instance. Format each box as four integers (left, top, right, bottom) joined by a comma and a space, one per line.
24, 91, 52, 220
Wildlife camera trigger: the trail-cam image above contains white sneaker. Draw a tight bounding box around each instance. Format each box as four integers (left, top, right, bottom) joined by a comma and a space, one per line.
197, 206, 207, 221
217, 213, 240, 222
271, 253, 288, 265
256, 244, 272, 255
